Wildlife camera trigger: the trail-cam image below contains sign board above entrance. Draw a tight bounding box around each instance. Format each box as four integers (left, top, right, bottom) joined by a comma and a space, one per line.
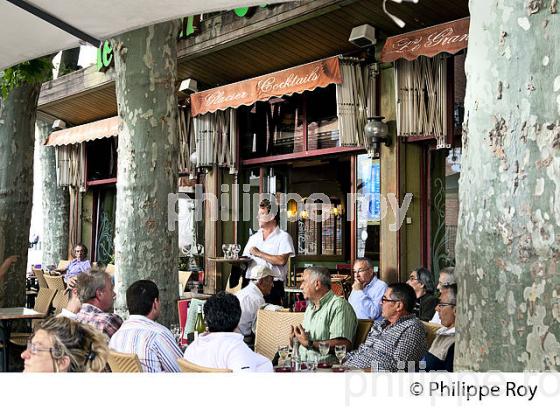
190, 56, 343, 117
380, 17, 469, 63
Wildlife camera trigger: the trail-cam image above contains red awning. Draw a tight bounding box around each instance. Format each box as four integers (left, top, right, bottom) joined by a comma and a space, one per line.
45, 117, 120, 146
191, 56, 343, 117
381, 17, 469, 63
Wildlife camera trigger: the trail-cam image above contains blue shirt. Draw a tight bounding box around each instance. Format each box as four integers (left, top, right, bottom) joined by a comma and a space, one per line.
348, 276, 388, 320
64, 259, 91, 282
109, 315, 183, 373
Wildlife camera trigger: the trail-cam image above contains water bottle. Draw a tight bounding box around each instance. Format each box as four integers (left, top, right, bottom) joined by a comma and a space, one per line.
291, 337, 301, 372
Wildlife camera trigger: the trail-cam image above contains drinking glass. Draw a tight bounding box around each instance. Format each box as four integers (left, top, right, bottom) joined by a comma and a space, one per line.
318, 341, 329, 364
170, 325, 182, 344
278, 345, 290, 367
222, 244, 228, 258
232, 244, 241, 259
335, 345, 346, 366
306, 356, 318, 372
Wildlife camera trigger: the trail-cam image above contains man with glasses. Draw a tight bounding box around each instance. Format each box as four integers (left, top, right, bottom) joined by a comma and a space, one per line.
423, 284, 457, 371
348, 258, 387, 321
430, 267, 456, 324
58, 243, 91, 287
345, 283, 427, 371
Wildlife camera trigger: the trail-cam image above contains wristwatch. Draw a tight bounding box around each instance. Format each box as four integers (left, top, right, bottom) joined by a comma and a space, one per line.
306, 333, 314, 350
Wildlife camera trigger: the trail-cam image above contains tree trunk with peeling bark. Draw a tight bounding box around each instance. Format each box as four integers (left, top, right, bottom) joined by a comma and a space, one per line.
37, 120, 69, 267
0, 84, 41, 307
456, 0, 560, 370
112, 22, 179, 327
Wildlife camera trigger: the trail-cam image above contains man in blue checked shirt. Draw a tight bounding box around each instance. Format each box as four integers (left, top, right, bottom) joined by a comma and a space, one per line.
109, 280, 183, 372
348, 258, 387, 321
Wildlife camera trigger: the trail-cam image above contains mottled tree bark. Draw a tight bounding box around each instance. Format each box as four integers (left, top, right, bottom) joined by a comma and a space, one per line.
0, 84, 41, 307
455, 0, 560, 370
36, 120, 69, 267
112, 22, 180, 327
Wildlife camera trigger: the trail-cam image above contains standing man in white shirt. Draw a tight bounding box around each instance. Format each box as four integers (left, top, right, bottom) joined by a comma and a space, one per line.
242, 198, 295, 305
236, 265, 277, 342
348, 257, 387, 321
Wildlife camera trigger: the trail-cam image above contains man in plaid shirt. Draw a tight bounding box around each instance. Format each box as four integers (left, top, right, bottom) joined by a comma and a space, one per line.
76, 268, 123, 339
345, 283, 427, 371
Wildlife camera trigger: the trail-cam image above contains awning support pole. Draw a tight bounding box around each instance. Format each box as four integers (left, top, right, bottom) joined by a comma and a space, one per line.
5, 0, 101, 47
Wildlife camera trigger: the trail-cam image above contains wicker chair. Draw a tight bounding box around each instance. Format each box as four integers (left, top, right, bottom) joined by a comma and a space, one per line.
107, 350, 143, 372
9, 287, 57, 346
353, 319, 373, 350
177, 358, 232, 373
422, 321, 443, 348
254, 309, 305, 360
44, 273, 69, 315
32, 268, 48, 289
54, 259, 70, 272
105, 264, 116, 277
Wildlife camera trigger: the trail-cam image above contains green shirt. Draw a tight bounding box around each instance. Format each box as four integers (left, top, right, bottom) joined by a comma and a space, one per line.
298, 290, 357, 361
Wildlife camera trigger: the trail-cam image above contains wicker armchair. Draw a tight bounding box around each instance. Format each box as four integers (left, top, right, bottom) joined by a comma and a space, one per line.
422, 321, 443, 348
107, 350, 143, 372
177, 358, 232, 373
254, 309, 305, 360
353, 319, 373, 350
44, 273, 69, 315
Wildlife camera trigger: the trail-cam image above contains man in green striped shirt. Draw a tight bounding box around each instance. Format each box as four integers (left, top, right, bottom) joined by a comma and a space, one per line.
290, 267, 357, 362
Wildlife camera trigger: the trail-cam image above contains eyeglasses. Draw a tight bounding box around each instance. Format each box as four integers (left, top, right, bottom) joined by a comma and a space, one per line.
408, 275, 418, 282
352, 268, 370, 274
436, 302, 456, 308
381, 296, 398, 304
26, 341, 54, 356
438, 282, 454, 288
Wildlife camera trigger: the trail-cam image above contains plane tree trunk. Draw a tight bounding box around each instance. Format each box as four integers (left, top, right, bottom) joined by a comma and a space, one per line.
455, 0, 560, 370
111, 22, 180, 326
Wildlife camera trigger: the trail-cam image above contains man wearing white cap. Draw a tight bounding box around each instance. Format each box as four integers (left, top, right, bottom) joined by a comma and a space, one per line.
236, 265, 279, 342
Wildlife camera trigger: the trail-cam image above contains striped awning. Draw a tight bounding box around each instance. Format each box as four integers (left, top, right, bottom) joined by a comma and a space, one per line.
381, 17, 469, 63
45, 116, 120, 146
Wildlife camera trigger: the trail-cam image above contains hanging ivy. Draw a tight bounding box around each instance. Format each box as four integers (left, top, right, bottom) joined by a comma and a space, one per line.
0, 57, 53, 99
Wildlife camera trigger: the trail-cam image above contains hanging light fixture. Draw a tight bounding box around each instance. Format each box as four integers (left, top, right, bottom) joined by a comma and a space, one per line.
364, 116, 390, 158
383, 0, 420, 28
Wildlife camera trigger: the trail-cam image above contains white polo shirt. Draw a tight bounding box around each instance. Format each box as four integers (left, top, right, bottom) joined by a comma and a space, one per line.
183, 332, 272, 372
236, 282, 265, 336
242, 226, 295, 282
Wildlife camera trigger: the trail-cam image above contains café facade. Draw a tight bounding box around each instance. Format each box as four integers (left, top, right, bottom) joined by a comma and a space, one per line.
37, 0, 470, 293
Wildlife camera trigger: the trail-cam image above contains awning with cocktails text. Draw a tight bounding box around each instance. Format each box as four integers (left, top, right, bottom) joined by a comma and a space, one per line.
381, 17, 470, 63
190, 56, 343, 117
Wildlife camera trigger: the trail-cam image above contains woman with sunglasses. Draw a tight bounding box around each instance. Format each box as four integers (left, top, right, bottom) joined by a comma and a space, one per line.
21, 316, 108, 372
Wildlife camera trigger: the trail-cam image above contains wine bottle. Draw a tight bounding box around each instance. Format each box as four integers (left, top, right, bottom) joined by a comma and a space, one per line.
194, 305, 205, 340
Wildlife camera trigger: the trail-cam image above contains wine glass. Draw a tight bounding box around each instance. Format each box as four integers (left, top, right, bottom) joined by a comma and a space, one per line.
334, 345, 346, 367
222, 244, 228, 258
232, 243, 241, 259
318, 341, 329, 364
278, 345, 290, 368
306, 356, 318, 372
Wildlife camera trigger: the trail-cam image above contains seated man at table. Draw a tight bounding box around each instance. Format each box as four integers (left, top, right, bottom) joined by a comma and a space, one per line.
345, 283, 428, 371
76, 267, 123, 339
236, 265, 279, 344
183, 292, 272, 372
348, 257, 387, 321
58, 243, 91, 288
423, 284, 457, 371
110, 280, 182, 372
290, 267, 357, 363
